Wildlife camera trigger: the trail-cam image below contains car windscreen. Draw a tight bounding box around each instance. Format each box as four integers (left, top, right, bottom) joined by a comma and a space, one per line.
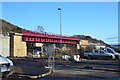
107, 48, 116, 54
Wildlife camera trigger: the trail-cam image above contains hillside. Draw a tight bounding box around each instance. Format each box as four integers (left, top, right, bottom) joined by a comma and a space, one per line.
73, 35, 108, 46
1, 19, 108, 46
0, 19, 24, 35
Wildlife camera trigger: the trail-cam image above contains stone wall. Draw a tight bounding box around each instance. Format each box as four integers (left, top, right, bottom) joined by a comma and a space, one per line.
0, 35, 10, 57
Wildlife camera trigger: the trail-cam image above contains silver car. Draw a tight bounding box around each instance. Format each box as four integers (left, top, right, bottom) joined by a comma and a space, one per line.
0, 55, 14, 78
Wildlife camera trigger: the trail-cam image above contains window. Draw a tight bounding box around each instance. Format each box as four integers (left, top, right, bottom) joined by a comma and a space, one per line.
100, 51, 105, 54
107, 48, 114, 53
94, 50, 98, 53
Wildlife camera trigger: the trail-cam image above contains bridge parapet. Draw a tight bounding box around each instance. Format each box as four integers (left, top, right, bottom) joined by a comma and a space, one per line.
22, 31, 80, 44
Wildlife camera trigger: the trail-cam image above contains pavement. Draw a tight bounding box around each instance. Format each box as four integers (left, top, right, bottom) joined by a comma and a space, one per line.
40, 70, 120, 80
40, 59, 120, 80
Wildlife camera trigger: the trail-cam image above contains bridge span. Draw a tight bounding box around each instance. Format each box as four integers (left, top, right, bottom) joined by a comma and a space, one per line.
22, 31, 80, 44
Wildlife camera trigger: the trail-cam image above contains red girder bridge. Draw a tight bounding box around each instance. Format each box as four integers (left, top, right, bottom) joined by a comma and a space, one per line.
22, 31, 80, 44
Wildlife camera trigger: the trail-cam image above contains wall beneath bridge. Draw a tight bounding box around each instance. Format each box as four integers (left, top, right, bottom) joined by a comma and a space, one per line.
0, 35, 10, 57
10, 32, 80, 57
10, 33, 27, 57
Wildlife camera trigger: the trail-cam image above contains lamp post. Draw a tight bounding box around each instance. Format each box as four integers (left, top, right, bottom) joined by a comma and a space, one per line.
58, 8, 62, 36
58, 8, 62, 49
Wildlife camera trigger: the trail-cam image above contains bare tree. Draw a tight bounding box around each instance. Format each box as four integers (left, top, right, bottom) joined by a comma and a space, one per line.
36, 26, 44, 33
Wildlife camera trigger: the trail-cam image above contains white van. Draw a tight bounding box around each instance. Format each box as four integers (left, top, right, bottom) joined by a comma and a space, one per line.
0, 55, 14, 77
103, 47, 120, 59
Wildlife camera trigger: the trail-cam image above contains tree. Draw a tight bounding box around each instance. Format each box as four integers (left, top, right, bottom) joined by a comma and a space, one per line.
114, 47, 120, 53
36, 26, 44, 33
11, 27, 21, 33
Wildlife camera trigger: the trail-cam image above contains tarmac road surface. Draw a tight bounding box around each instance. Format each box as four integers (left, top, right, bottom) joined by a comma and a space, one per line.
40, 59, 120, 80
2, 59, 120, 80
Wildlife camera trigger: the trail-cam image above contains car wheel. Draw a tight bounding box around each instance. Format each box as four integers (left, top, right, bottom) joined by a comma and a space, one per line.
107, 56, 112, 60
87, 55, 92, 60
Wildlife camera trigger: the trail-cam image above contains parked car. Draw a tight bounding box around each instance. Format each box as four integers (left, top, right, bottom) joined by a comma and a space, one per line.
103, 47, 120, 59
0, 55, 14, 77
84, 50, 115, 60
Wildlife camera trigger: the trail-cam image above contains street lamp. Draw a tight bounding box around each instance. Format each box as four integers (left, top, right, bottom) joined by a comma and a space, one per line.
58, 8, 62, 36
58, 8, 62, 49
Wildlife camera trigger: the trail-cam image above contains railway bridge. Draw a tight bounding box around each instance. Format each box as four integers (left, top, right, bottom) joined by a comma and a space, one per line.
10, 30, 80, 57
